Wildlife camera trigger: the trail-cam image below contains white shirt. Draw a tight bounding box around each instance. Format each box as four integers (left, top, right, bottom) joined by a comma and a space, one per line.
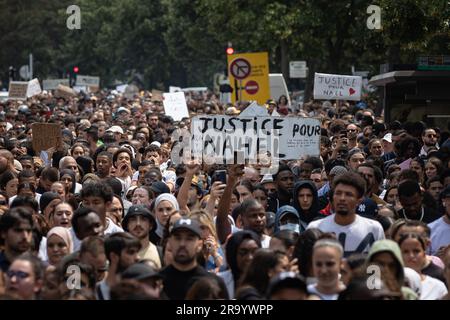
9, 193, 41, 205
420, 276, 448, 300
307, 214, 385, 256
307, 284, 339, 300
428, 217, 450, 255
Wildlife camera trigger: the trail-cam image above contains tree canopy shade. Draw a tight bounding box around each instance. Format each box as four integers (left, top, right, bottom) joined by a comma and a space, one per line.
0, 0, 448, 89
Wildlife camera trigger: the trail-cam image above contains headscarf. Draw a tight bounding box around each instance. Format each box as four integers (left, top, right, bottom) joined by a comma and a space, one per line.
39, 192, 60, 213
154, 193, 179, 211
59, 169, 77, 194
153, 193, 179, 238
47, 226, 74, 253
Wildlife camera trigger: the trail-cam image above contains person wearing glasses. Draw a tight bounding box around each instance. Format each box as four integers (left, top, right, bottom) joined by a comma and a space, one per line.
420, 128, 439, 158
345, 123, 360, 150
5, 253, 44, 300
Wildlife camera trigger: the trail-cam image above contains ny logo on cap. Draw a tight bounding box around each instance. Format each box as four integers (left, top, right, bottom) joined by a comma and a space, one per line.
179, 218, 192, 225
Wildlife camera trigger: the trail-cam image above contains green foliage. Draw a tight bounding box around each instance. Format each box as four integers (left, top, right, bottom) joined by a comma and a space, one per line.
0, 0, 448, 89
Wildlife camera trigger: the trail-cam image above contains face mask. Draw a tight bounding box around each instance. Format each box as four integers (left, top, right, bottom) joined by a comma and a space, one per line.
279, 223, 300, 233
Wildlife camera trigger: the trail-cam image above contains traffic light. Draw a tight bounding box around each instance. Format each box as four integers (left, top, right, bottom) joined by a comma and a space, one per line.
226, 42, 234, 55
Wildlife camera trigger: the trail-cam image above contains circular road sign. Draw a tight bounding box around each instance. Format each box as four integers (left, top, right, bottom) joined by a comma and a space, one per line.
230, 58, 251, 80
245, 80, 259, 95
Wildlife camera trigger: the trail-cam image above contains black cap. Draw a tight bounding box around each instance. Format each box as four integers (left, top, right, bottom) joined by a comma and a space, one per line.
266, 272, 307, 297
170, 218, 202, 238
150, 181, 170, 195
122, 263, 163, 281
122, 205, 156, 232
442, 185, 450, 199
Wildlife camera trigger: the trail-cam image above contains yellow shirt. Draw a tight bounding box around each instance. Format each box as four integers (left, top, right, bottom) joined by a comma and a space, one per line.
138, 242, 162, 269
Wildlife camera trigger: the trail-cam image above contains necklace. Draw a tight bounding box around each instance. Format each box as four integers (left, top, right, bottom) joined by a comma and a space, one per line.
402, 207, 424, 222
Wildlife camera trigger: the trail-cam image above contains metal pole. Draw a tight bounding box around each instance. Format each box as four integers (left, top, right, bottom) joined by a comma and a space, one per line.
29, 53, 33, 79
239, 80, 242, 101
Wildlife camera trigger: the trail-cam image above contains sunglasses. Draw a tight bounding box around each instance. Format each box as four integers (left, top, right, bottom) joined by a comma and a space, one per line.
7, 270, 30, 280
0, 200, 7, 205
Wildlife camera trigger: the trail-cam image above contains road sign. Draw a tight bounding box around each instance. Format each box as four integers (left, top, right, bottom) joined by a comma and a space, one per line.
245, 80, 259, 95
76, 75, 100, 87
227, 52, 270, 104
230, 58, 251, 80
290, 61, 307, 78
19, 65, 30, 80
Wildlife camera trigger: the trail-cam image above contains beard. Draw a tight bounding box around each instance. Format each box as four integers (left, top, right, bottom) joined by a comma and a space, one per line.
174, 249, 196, 265
335, 209, 350, 216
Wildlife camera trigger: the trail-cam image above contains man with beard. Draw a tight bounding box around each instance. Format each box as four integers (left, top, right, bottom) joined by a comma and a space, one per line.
267, 165, 294, 213
0, 207, 34, 272
356, 163, 386, 218
398, 180, 440, 223
307, 172, 384, 257
95, 151, 113, 179
428, 185, 450, 255
346, 123, 360, 150
121, 205, 161, 269
420, 128, 439, 158
97, 232, 141, 300
159, 218, 228, 299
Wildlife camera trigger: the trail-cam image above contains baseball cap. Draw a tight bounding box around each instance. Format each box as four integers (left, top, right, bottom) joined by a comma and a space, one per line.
106, 125, 124, 134
260, 174, 274, 185
117, 107, 131, 114
266, 272, 307, 297
122, 263, 163, 281
170, 218, 202, 238
382, 133, 392, 143
122, 205, 156, 232
150, 181, 170, 195
277, 205, 299, 222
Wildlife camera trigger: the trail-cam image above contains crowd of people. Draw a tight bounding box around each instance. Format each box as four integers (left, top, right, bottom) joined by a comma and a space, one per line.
0, 87, 449, 300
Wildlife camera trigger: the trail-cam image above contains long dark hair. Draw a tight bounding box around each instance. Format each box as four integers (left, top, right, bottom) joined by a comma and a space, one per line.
225, 230, 261, 284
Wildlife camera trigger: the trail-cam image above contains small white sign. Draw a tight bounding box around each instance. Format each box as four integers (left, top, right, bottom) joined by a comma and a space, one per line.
313, 73, 362, 101
239, 101, 269, 117
76, 75, 100, 87
163, 92, 190, 121
290, 61, 308, 78
43, 79, 70, 90
169, 86, 182, 93
26, 78, 42, 97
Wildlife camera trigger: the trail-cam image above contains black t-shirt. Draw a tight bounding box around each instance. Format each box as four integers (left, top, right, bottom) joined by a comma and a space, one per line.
0, 251, 11, 273
267, 192, 292, 214
397, 206, 441, 224
422, 261, 446, 284
159, 264, 228, 300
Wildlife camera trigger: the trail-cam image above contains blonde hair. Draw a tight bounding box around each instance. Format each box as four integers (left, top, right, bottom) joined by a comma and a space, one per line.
189, 209, 218, 240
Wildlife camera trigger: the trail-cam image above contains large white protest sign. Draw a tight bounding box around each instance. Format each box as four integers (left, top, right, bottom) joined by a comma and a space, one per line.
190, 116, 320, 164
43, 79, 70, 90
26, 78, 42, 97
76, 75, 100, 87
163, 92, 190, 121
313, 73, 362, 101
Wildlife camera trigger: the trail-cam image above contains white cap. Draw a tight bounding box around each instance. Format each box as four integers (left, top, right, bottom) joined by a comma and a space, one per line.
106, 125, 124, 134
382, 133, 392, 143
117, 106, 130, 114
150, 141, 161, 148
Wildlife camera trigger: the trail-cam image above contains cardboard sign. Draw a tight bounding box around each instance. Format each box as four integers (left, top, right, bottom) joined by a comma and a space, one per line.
76, 75, 100, 87
239, 101, 269, 117
191, 116, 321, 163
163, 92, 189, 121
8, 81, 28, 99
43, 79, 70, 90
31, 123, 63, 152
55, 85, 77, 99
26, 78, 42, 97
313, 73, 362, 101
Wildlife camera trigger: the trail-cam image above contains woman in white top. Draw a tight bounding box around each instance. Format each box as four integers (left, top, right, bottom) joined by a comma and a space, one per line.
307, 238, 346, 300
398, 233, 448, 300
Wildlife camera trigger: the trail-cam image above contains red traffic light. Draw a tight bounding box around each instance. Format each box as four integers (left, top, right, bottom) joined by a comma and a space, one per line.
226, 47, 234, 55
73, 66, 79, 73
